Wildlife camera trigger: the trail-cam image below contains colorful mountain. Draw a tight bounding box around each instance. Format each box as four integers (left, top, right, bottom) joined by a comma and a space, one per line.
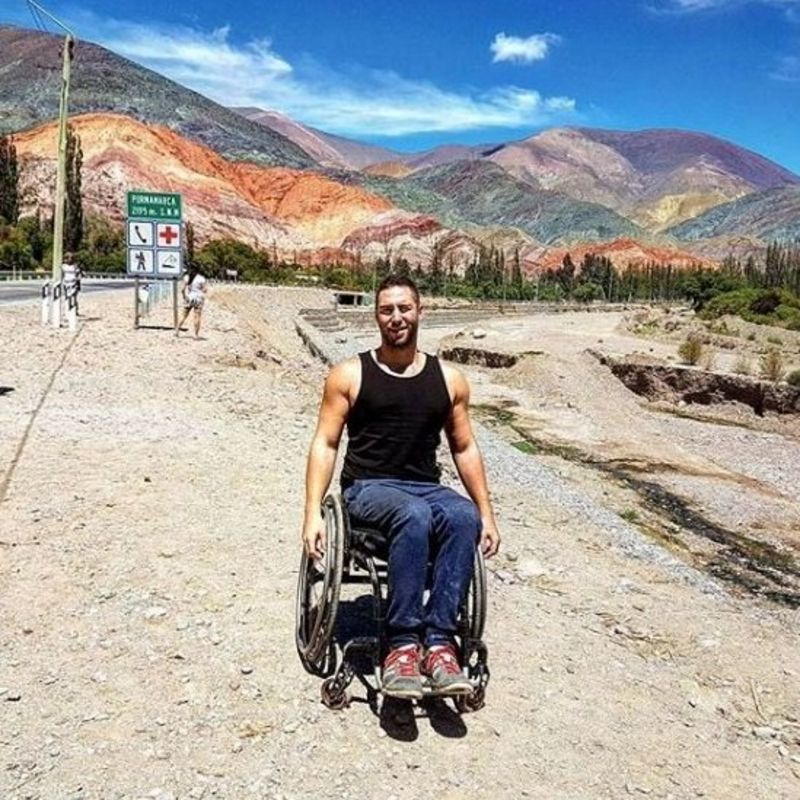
486, 128, 799, 231
233, 107, 397, 170
0, 25, 314, 168
522, 237, 709, 274
667, 185, 800, 243
3, 24, 797, 270
364, 160, 645, 245
14, 114, 390, 251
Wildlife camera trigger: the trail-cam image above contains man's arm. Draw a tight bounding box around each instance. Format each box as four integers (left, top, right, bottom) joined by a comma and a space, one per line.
443, 366, 501, 557
301, 360, 355, 558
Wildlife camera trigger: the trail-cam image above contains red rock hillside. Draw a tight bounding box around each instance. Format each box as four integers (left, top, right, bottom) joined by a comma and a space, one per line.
522, 237, 716, 275
13, 113, 396, 253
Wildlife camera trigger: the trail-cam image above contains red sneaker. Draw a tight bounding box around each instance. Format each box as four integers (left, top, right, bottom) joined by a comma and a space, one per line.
382, 644, 423, 700
422, 643, 473, 696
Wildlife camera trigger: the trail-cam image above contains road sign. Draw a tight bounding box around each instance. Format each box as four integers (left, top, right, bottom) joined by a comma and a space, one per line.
128, 220, 154, 247
126, 190, 183, 278
156, 222, 181, 248
128, 248, 154, 274
127, 191, 182, 221
156, 250, 181, 276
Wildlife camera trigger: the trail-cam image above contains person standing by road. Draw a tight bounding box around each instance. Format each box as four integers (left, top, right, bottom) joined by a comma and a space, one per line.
302, 274, 501, 699
62, 252, 81, 316
175, 265, 207, 339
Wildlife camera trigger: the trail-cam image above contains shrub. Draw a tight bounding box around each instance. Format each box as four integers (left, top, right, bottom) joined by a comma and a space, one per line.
702, 288, 800, 329
700, 349, 717, 371
706, 319, 737, 336
701, 288, 763, 319
760, 348, 785, 383
786, 369, 800, 387
732, 353, 752, 375
767, 335, 784, 345
678, 332, 704, 365
573, 281, 602, 303
750, 289, 781, 315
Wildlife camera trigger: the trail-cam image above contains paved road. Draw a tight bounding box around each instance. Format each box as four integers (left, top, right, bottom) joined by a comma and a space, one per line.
0, 280, 135, 305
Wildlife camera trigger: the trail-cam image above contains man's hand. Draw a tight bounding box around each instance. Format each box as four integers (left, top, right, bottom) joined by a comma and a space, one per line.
301, 518, 326, 560
480, 519, 501, 558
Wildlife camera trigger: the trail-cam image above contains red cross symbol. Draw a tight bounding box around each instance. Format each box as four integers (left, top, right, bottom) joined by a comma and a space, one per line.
159, 225, 178, 245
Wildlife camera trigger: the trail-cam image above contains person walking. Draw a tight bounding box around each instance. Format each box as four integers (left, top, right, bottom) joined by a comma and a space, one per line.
175, 265, 208, 339
302, 274, 500, 699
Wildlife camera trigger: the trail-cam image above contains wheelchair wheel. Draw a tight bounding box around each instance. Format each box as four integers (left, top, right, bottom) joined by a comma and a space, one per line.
295, 495, 346, 676
456, 685, 486, 714
320, 676, 349, 710
467, 547, 487, 640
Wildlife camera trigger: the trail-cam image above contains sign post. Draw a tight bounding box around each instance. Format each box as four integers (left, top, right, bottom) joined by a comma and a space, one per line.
126, 190, 183, 328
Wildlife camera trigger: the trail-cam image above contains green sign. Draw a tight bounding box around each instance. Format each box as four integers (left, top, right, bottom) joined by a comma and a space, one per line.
127, 191, 182, 221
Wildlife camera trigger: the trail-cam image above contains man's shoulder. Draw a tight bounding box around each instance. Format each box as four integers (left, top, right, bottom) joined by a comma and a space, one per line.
438, 358, 467, 384
327, 354, 362, 389
437, 359, 469, 401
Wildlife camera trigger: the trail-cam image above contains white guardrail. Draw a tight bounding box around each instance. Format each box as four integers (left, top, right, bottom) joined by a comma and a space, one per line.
0, 271, 129, 281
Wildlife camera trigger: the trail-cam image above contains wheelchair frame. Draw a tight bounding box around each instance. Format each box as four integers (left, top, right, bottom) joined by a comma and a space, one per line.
295, 494, 490, 711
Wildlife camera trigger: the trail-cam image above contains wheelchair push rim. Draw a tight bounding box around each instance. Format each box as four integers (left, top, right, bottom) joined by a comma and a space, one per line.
295, 494, 345, 676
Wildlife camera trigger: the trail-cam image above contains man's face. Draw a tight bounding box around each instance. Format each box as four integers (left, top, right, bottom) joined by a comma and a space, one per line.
375, 286, 421, 349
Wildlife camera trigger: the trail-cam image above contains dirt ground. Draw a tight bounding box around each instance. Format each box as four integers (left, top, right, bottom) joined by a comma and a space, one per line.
1, 287, 798, 800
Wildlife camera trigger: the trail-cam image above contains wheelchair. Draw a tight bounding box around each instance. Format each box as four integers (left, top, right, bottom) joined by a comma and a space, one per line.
295, 494, 490, 712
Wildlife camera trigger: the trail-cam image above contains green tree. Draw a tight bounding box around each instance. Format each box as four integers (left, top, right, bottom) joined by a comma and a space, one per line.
17, 214, 48, 265
0, 224, 34, 271
196, 238, 264, 281
573, 281, 602, 303
680, 269, 743, 311
0, 134, 19, 225
556, 253, 575, 296
186, 220, 196, 266
65, 125, 83, 252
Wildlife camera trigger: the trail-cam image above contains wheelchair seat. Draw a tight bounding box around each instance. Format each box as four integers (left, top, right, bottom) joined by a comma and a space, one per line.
295, 493, 489, 712
347, 523, 389, 560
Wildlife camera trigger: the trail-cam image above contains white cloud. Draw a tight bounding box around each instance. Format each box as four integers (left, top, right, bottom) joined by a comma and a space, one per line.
657, 0, 800, 11
104, 23, 292, 77
490, 32, 561, 64
771, 54, 800, 79
72, 17, 578, 137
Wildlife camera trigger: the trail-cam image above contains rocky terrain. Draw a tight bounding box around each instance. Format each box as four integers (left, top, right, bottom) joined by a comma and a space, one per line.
1, 288, 797, 799
240, 98, 799, 236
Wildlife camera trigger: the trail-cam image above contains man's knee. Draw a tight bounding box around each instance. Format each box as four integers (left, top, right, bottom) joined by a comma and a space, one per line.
443, 497, 481, 543
393, 497, 433, 538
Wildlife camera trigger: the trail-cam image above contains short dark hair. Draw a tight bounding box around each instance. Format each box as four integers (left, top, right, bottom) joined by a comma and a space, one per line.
375, 274, 420, 306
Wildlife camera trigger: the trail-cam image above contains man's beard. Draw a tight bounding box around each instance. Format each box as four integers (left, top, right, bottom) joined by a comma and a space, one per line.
381, 322, 417, 349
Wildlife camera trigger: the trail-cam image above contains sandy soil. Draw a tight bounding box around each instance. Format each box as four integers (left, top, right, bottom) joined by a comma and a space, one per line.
1, 288, 798, 800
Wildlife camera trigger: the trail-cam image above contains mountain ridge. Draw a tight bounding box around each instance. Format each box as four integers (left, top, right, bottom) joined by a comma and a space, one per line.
0, 25, 315, 169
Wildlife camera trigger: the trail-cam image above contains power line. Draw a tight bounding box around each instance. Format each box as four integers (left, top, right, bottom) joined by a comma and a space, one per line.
25, 1, 75, 37
26, 1, 48, 32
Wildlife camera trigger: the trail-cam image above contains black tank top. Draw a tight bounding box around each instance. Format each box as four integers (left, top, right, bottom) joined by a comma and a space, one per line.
341, 351, 452, 488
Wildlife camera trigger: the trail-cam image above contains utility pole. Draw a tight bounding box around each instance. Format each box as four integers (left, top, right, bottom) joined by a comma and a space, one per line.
29, 2, 75, 328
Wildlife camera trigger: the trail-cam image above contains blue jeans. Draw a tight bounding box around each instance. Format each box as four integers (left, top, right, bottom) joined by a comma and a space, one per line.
342, 479, 481, 649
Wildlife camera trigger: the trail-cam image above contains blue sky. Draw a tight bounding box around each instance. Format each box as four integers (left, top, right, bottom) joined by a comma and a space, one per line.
4, 0, 800, 171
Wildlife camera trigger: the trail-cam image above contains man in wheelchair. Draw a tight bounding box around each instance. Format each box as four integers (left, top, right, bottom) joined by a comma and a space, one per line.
301, 274, 500, 700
